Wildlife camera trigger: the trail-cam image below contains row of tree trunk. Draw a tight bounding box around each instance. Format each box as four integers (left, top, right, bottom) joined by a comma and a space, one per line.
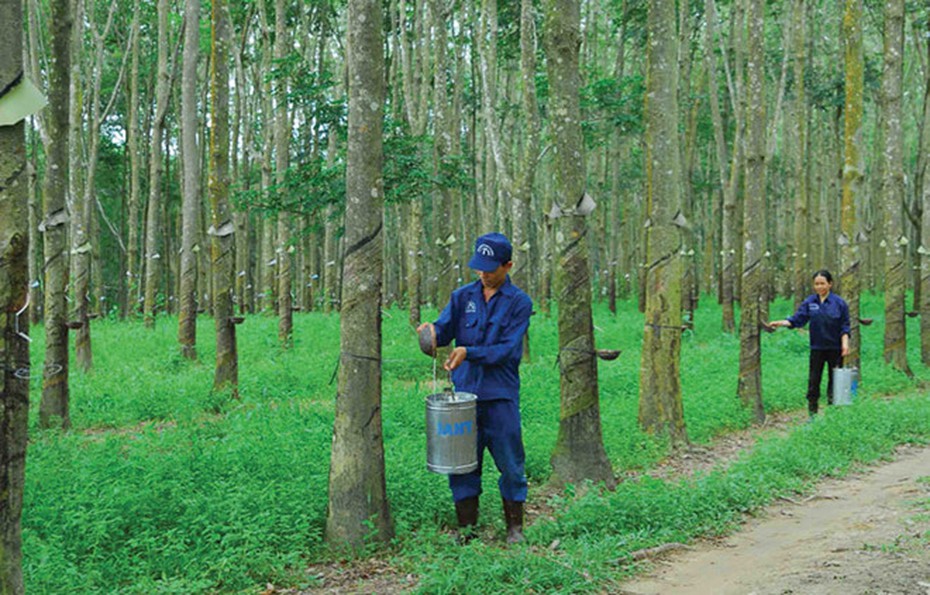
3, 0, 930, 567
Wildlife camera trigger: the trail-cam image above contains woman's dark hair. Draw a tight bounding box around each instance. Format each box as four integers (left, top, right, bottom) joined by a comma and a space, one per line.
812, 269, 833, 283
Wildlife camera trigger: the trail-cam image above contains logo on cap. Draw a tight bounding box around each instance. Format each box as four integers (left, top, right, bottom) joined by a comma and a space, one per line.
476, 243, 495, 257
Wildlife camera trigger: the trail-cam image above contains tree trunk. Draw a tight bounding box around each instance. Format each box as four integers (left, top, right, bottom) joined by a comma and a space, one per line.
274, 0, 292, 348
144, 0, 171, 328
737, 0, 766, 424
179, 0, 201, 360
398, 0, 427, 326
322, 134, 339, 314
512, 0, 540, 301
430, 0, 458, 312
209, 0, 238, 396
880, 0, 911, 375
232, 24, 253, 316
27, 158, 41, 325
791, 0, 809, 309
638, 0, 687, 445
0, 1, 31, 586
67, 0, 88, 370
544, 0, 614, 488
126, 3, 142, 318
709, 0, 740, 333
325, 0, 393, 547
917, 16, 930, 366
257, 0, 276, 315
841, 0, 863, 370
39, 0, 73, 430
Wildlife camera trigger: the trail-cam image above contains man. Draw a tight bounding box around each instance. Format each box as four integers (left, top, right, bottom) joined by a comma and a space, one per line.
418, 232, 533, 544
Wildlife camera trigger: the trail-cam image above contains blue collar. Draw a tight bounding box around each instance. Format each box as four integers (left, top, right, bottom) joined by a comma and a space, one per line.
467, 276, 516, 298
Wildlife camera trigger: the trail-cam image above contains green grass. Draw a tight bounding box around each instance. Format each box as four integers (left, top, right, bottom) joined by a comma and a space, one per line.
22, 292, 930, 593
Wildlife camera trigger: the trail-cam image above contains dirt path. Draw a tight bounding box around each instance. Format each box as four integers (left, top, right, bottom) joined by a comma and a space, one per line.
620, 444, 930, 595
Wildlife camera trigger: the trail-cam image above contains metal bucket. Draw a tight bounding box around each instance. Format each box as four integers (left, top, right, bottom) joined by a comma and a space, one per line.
426, 391, 478, 475
832, 367, 858, 406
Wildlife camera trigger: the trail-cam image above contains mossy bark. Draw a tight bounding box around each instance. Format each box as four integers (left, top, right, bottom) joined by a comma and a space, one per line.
274, 0, 292, 348
880, 0, 911, 376
325, 0, 393, 547
918, 17, 930, 366
209, 0, 238, 397
737, 0, 766, 424
791, 0, 809, 310
179, 0, 201, 361
143, 0, 170, 329
39, 0, 73, 430
638, 0, 687, 446
0, 0, 32, 589
841, 0, 863, 370
544, 0, 614, 489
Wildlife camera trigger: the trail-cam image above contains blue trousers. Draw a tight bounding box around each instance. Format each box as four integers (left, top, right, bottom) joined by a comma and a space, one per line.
449, 398, 527, 503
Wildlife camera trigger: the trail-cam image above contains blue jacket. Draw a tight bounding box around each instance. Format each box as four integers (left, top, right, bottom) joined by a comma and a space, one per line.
433, 277, 532, 401
787, 293, 851, 351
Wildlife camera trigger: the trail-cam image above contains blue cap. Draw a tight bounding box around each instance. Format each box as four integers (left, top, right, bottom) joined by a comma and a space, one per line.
468, 232, 513, 272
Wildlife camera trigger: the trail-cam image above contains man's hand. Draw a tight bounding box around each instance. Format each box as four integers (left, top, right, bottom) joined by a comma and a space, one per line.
444, 346, 467, 371
841, 335, 849, 357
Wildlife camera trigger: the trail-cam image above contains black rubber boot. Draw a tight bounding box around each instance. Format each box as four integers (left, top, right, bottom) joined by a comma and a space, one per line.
454, 497, 479, 543
502, 499, 525, 544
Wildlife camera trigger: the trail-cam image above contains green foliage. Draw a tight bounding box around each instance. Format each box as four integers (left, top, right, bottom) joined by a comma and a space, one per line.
234, 116, 474, 227
23, 293, 930, 592
581, 75, 645, 148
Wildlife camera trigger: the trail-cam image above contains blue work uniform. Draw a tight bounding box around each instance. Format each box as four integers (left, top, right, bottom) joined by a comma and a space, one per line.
433, 277, 532, 503
787, 292, 851, 413
787, 292, 851, 351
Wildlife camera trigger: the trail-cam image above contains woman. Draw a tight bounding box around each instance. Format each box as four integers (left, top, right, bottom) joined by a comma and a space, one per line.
768, 270, 850, 416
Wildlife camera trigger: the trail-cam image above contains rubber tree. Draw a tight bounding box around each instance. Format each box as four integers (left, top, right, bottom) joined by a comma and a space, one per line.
737, 0, 766, 424
274, 0, 293, 348
179, 0, 201, 360
840, 0, 863, 371
0, 0, 32, 587
544, 0, 615, 488
880, 0, 911, 376
39, 0, 73, 430
325, 0, 393, 547
143, 0, 171, 328
918, 15, 930, 365
638, 0, 687, 445
209, 0, 239, 396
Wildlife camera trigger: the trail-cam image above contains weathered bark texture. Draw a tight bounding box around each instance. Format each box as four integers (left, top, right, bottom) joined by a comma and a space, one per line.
398, 0, 427, 326
921, 16, 930, 365
325, 0, 393, 547
39, 0, 73, 430
737, 0, 766, 424
430, 0, 458, 312
840, 0, 863, 370
638, 0, 687, 445
0, 1, 31, 588
179, 0, 201, 360
880, 0, 911, 375
704, 0, 732, 319
544, 0, 615, 488
210, 0, 238, 395
143, 0, 171, 328
791, 0, 808, 309
275, 0, 292, 348
257, 0, 276, 315
512, 0, 540, 301
125, 3, 142, 317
